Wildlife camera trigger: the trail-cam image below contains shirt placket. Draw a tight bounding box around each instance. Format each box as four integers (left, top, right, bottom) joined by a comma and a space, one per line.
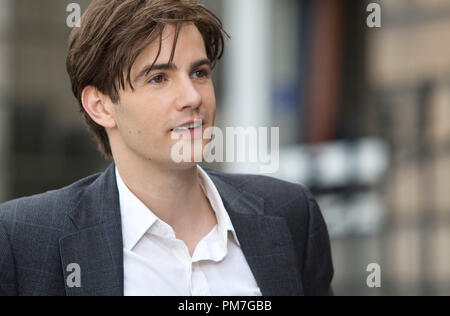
190, 262, 211, 296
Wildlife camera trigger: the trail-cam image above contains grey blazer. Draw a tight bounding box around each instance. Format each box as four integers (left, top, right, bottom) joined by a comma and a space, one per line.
0, 164, 333, 296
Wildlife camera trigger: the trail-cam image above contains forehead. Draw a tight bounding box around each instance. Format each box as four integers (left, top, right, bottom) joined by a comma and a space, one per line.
132, 23, 208, 73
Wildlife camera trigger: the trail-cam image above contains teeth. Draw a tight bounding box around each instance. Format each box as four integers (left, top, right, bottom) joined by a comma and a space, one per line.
192, 121, 202, 128
173, 127, 189, 132
173, 120, 202, 132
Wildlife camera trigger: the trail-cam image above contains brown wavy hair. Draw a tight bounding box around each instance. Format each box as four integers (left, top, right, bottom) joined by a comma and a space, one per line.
66, 0, 226, 158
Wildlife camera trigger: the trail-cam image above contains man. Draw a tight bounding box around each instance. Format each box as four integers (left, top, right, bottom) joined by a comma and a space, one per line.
0, 0, 333, 296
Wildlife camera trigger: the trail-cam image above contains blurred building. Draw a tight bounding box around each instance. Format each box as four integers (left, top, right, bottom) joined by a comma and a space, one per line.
0, 0, 12, 203
2, 0, 106, 200
365, 0, 450, 295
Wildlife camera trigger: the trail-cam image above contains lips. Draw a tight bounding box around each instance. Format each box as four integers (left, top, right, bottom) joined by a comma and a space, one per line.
171, 118, 204, 132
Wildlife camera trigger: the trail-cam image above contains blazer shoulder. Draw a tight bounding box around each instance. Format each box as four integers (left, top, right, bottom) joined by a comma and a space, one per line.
205, 168, 315, 215
0, 172, 102, 228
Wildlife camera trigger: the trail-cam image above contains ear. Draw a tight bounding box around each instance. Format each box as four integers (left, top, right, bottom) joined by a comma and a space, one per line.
81, 86, 117, 129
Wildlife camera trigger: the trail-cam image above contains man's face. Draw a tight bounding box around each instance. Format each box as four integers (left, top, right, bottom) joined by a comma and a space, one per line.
109, 23, 216, 168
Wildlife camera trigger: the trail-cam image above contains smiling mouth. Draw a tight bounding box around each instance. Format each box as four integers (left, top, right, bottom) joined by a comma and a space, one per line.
171, 120, 203, 132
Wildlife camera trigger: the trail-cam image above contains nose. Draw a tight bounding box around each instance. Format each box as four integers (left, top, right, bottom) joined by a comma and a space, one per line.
175, 76, 202, 111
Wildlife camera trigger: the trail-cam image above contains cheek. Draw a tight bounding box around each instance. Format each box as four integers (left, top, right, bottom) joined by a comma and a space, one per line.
208, 96, 217, 124
118, 95, 166, 134
201, 84, 217, 111
114, 111, 150, 149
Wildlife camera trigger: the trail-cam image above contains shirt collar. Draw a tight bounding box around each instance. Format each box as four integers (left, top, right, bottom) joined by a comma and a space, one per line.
197, 165, 241, 247
116, 165, 241, 251
116, 167, 159, 250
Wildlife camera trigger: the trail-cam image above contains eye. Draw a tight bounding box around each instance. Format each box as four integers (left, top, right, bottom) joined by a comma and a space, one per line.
192, 69, 210, 79
149, 74, 166, 84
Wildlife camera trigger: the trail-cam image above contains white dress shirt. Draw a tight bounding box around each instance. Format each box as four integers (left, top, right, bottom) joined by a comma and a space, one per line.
116, 165, 262, 296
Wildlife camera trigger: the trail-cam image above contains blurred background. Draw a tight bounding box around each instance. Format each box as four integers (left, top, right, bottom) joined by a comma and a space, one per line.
1, 0, 450, 295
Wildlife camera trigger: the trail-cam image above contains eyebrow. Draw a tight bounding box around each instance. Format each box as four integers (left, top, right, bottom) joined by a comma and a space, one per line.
134, 59, 211, 83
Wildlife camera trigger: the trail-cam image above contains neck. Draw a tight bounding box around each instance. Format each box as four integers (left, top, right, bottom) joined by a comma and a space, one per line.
114, 151, 206, 228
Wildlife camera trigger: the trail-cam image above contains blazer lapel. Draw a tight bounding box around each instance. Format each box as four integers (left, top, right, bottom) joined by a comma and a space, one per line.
208, 173, 304, 296
59, 164, 124, 296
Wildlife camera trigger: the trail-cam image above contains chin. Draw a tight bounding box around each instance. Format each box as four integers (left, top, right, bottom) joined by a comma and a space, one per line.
169, 160, 201, 172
